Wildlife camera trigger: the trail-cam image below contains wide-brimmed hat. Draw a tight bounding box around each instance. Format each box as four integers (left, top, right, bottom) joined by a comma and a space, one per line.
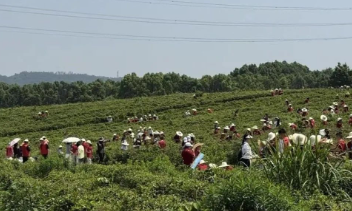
333, 102, 338, 106
320, 115, 328, 121
230, 123, 235, 127
267, 132, 276, 142
349, 114, 352, 118
346, 132, 352, 139
337, 118, 342, 122
302, 108, 308, 112
24, 139, 29, 143
246, 128, 251, 131
184, 142, 193, 147
224, 126, 230, 130
252, 125, 259, 130
192, 143, 204, 150
199, 160, 206, 164
219, 162, 229, 168
214, 121, 219, 124
176, 131, 183, 136
289, 104, 292, 106
113, 133, 117, 136
87, 140, 92, 144
344, 105, 348, 108
309, 117, 314, 121
128, 128, 133, 132
153, 131, 160, 135
192, 109, 197, 111
59, 145, 63, 148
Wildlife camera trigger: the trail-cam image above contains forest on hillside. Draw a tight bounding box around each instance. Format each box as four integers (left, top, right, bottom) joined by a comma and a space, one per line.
0, 71, 119, 85
0, 61, 351, 108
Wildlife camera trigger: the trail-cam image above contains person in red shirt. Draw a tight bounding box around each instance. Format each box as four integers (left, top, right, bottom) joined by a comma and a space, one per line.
21, 139, 31, 163
181, 142, 195, 166
287, 104, 294, 112
71, 143, 78, 164
197, 160, 208, 171
193, 143, 203, 157
86, 140, 93, 164
81, 139, 88, 160
309, 117, 315, 128
158, 139, 166, 149
336, 118, 343, 129
336, 132, 347, 153
39, 138, 49, 159
289, 123, 298, 131
6, 144, 13, 158
302, 108, 308, 117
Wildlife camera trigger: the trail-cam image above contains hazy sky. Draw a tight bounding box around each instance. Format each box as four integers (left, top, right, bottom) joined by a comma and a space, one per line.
1, 0, 352, 78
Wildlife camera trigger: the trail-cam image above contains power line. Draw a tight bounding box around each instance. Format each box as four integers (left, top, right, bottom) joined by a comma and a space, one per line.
2, 25, 352, 43
1, 5, 352, 27
115, 0, 352, 11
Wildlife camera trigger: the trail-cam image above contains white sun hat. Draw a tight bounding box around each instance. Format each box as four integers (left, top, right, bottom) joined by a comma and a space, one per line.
349, 114, 352, 118
337, 118, 342, 122
302, 108, 308, 112
252, 125, 259, 130
346, 132, 352, 139
128, 128, 133, 132
176, 131, 183, 136
320, 115, 328, 121
344, 104, 348, 108
230, 123, 235, 127
309, 117, 314, 120
199, 160, 206, 164
59, 145, 63, 148
333, 102, 338, 106
246, 128, 251, 131
219, 162, 230, 168
214, 121, 219, 124
224, 126, 230, 130
267, 132, 276, 142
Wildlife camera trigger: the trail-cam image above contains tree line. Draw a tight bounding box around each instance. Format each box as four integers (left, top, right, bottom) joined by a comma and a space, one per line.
0, 61, 351, 108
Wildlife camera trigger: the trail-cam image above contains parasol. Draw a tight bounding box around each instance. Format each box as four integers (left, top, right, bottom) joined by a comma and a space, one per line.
62, 137, 80, 143
9, 138, 21, 146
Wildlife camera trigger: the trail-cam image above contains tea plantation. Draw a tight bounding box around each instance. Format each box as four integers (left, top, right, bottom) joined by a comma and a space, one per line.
0, 89, 351, 211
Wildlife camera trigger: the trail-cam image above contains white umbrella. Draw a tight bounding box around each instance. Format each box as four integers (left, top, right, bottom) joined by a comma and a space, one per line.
62, 137, 80, 143
9, 138, 21, 146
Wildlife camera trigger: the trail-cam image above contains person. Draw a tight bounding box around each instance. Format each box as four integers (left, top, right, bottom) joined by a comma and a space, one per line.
308, 117, 315, 128
278, 128, 290, 153
262, 123, 271, 131
112, 134, 119, 142
39, 138, 49, 159
193, 143, 203, 157
304, 97, 310, 104
287, 104, 294, 112
285, 99, 289, 106
174, 131, 183, 143
270, 90, 275, 96
263, 114, 269, 121
240, 135, 254, 168
197, 160, 208, 171
335, 132, 346, 153
340, 100, 346, 108
321, 115, 328, 126
207, 108, 213, 113
223, 126, 229, 134
77, 142, 85, 164
289, 123, 298, 131
82, 139, 88, 160
121, 139, 129, 151
57, 145, 64, 156
336, 118, 343, 129
273, 117, 281, 128
214, 127, 221, 135
181, 142, 195, 166
192, 109, 197, 115
97, 138, 105, 163
71, 142, 78, 164
258, 140, 267, 158
214, 121, 219, 130
302, 108, 308, 117
252, 126, 261, 136
21, 139, 31, 163
85, 140, 93, 164
266, 132, 276, 150
319, 129, 333, 144
6, 144, 14, 159
344, 105, 349, 113
13, 142, 20, 158
158, 138, 166, 149
219, 162, 233, 171
229, 123, 236, 139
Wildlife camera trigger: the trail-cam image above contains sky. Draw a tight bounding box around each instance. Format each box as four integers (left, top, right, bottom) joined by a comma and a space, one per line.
1, 0, 352, 78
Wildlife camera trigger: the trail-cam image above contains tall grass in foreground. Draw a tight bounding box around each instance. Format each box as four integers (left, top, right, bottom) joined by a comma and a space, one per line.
261, 141, 352, 197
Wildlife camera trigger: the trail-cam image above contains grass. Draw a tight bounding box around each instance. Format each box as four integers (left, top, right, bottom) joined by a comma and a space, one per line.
0, 88, 351, 210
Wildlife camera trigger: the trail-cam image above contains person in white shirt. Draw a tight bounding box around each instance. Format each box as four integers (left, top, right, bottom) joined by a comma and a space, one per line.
77, 142, 85, 164
240, 135, 254, 167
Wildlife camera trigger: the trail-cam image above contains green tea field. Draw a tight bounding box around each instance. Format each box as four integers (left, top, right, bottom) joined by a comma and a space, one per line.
0, 89, 351, 211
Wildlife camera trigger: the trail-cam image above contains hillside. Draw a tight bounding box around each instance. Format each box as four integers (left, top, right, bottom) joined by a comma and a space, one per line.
0, 71, 121, 85
0, 89, 351, 210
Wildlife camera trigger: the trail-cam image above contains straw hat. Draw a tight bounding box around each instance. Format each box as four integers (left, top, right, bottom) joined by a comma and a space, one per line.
320, 115, 328, 121
219, 162, 230, 168
349, 114, 352, 118
24, 139, 29, 143
214, 121, 219, 124
192, 109, 197, 112
289, 104, 292, 106
252, 125, 259, 130
87, 140, 92, 144
246, 128, 251, 131
128, 128, 133, 132
267, 132, 276, 142
224, 126, 230, 130
309, 117, 314, 121
153, 131, 160, 135
192, 143, 204, 150
346, 132, 352, 139
176, 131, 183, 136
230, 123, 235, 127
333, 102, 338, 106
302, 108, 308, 112
337, 118, 342, 122
344, 104, 348, 108
59, 145, 63, 148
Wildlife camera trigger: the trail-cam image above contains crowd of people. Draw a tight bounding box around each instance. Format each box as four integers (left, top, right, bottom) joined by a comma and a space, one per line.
127, 114, 159, 123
